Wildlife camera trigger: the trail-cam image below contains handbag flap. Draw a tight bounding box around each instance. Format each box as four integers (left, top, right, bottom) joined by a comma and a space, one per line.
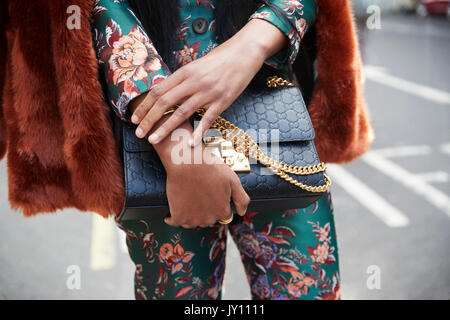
122, 86, 315, 153
122, 121, 154, 152
218, 86, 315, 144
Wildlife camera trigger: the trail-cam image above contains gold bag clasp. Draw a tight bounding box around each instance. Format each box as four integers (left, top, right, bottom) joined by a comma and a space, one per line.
203, 135, 251, 172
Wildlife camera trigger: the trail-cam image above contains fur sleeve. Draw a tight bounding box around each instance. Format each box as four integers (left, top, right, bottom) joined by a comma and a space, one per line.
0, 0, 9, 161
308, 0, 374, 163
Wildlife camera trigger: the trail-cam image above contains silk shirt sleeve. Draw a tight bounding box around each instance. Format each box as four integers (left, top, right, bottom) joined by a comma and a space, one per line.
248, 0, 317, 70
91, 0, 172, 122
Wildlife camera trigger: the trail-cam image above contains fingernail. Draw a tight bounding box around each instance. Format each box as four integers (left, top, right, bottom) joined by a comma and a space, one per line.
136, 128, 143, 137
131, 115, 139, 123
188, 137, 194, 147
148, 133, 159, 143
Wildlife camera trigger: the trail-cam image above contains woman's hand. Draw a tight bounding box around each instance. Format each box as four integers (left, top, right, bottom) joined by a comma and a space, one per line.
164, 145, 250, 229
133, 110, 250, 229
131, 18, 288, 147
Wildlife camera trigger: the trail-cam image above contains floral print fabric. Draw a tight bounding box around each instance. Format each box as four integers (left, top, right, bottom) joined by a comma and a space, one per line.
250, 0, 317, 68
115, 190, 341, 300
91, 0, 316, 121
91, 0, 172, 121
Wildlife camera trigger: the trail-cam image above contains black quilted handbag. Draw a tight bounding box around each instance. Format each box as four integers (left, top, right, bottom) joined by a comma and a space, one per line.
112, 74, 331, 222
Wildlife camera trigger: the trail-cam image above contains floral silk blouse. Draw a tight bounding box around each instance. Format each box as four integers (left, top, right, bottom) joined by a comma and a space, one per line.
91, 0, 317, 122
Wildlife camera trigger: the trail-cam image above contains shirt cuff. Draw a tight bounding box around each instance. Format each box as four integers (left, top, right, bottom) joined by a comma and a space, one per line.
248, 0, 316, 70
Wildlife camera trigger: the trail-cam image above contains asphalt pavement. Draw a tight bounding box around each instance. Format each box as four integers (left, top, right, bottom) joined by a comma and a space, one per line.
0, 14, 449, 300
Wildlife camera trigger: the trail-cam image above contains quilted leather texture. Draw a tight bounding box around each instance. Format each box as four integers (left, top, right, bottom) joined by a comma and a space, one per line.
218, 86, 315, 143
114, 85, 326, 218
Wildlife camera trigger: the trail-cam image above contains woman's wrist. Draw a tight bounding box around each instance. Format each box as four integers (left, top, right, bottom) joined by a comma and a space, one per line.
128, 94, 194, 170
152, 116, 193, 167
230, 18, 289, 66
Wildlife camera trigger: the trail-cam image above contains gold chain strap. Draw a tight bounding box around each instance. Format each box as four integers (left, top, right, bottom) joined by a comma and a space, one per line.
167, 76, 332, 193
266, 75, 296, 88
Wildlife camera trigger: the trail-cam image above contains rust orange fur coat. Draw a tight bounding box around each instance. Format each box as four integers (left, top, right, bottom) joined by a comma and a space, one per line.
0, 0, 374, 218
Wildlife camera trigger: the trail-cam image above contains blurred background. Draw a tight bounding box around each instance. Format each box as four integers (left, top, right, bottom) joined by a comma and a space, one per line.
0, 0, 449, 299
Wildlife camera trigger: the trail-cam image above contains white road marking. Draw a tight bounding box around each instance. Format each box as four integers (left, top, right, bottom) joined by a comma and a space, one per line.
327, 164, 409, 228
371, 145, 432, 158
90, 215, 117, 271
362, 151, 450, 217
365, 65, 450, 105
440, 143, 450, 155
416, 171, 449, 183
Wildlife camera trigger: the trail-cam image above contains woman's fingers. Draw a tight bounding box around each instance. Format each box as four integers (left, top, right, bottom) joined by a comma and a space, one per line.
230, 175, 250, 216
164, 216, 193, 229
190, 104, 221, 147
131, 69, 186, 125
148, 93, 206, 144
135, 81, 195, 141
164, 216, 216, 229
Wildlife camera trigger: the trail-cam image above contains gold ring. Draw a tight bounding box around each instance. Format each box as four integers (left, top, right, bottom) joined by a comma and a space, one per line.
218, 213, 234, 225
163, 105, 178, 116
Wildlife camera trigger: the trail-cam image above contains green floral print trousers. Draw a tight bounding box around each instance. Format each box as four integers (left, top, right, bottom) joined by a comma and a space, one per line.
115, 190, 341, 300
